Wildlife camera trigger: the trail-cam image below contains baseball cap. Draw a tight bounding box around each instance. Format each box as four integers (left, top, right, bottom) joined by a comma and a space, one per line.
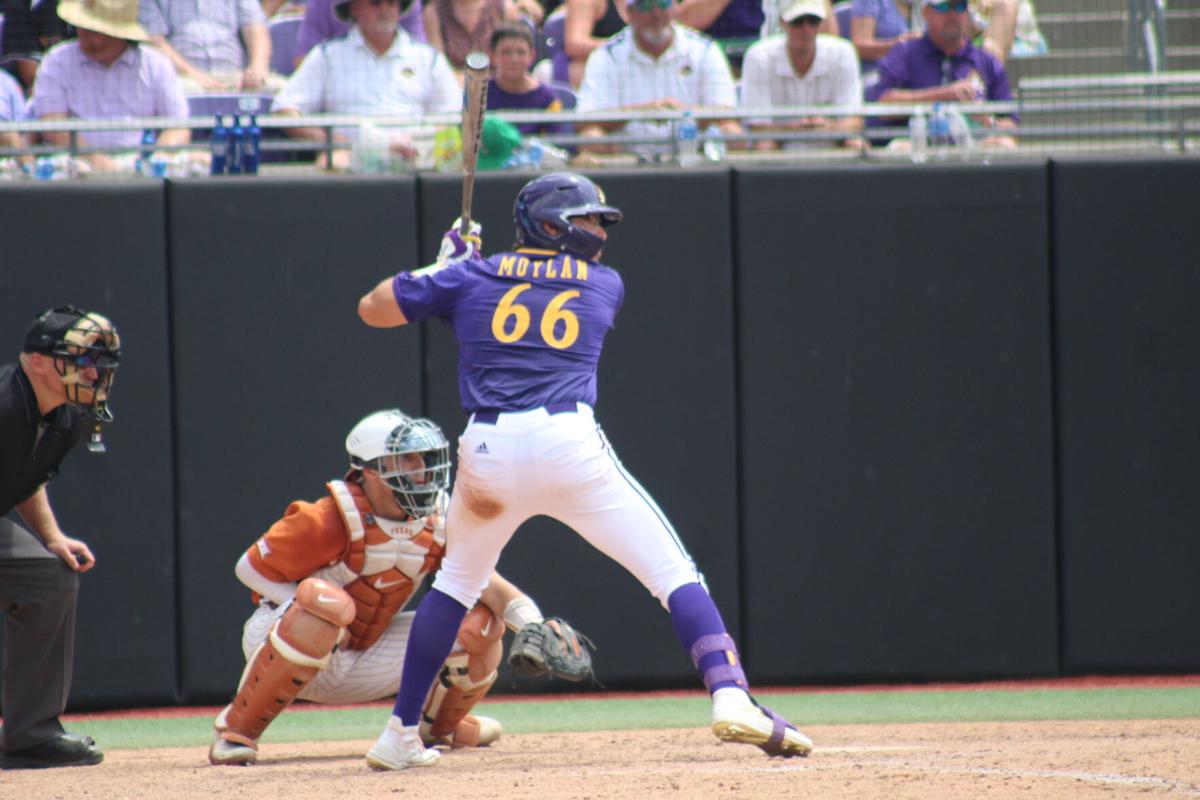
780, 0, 826, 23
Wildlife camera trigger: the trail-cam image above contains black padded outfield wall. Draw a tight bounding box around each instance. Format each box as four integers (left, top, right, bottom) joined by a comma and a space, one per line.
4, 161, 1199, 711
418, 170, 742, 689
1052, 159, 1200, 673
167, 177, 424, 701
735, 164, 1059, 682
0, 183, 177, 707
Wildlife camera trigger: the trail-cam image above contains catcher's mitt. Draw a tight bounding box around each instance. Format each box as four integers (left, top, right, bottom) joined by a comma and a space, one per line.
508, 618, 595, 682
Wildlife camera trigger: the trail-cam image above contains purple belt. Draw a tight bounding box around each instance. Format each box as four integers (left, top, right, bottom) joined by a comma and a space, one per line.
471, 402, 579, 425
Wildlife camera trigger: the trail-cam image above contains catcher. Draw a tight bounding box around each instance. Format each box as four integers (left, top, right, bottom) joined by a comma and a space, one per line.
208, 408, 593, 766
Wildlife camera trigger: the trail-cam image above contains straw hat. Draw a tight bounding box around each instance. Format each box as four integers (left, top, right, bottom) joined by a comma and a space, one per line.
57, 0, 150, 42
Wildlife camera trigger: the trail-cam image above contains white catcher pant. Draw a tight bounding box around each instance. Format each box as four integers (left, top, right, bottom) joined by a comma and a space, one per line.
433, 404, 703, 610
242, 603, 414, 705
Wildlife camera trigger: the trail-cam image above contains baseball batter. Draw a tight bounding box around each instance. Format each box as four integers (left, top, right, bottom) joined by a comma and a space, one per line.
357, 172, 812, 771
208, 408, 587, 766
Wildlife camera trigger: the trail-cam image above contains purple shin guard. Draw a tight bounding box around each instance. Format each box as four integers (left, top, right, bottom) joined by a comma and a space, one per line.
667, 583, 748, 693
392, 588, 469, 726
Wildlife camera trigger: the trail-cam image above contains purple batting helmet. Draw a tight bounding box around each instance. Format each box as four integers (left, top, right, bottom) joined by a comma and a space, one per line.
513, 172, 622, 261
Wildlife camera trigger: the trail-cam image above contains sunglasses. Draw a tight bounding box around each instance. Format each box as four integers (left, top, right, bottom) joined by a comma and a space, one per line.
630, 0, 672, 11
62, 352, 119, 371
928, 0, 969, 11
368, 0, 403, 6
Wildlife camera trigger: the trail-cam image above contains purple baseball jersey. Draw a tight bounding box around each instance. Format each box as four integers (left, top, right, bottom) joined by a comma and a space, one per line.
867, 35, 1012, 102
392, 247, 625, 413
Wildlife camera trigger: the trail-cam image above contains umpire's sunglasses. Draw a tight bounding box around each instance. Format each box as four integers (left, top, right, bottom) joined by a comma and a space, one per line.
630, 0, 673, 11
927, 0, 969, 11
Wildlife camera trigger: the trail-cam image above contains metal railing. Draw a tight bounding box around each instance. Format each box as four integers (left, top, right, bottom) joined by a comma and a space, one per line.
2, 95, 1198, 172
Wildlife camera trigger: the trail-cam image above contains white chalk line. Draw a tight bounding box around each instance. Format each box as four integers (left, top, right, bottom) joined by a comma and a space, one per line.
547, 753, 1200, 796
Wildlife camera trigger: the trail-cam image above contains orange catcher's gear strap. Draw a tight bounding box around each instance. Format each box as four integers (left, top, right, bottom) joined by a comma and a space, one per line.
219, 579, 355, 747
327, 480, 446, 651
420, 603, 504, 748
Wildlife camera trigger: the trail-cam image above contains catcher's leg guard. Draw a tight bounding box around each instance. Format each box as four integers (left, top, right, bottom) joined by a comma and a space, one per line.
209, 578, 355, 765
419, 603, 504, 749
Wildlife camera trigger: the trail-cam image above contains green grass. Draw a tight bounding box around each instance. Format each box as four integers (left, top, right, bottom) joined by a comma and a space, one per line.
70, 686, 1200, 751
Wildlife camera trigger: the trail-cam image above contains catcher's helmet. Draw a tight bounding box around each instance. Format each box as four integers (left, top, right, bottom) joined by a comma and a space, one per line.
513, 172, 622, 261
345, 410, 450, 519
23, 305, 121, 422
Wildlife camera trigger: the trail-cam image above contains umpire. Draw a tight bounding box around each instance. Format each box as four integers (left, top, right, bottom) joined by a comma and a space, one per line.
0, 306, 120, 770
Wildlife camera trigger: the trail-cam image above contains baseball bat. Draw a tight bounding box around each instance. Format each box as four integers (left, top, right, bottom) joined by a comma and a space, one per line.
459, 51, 490, 236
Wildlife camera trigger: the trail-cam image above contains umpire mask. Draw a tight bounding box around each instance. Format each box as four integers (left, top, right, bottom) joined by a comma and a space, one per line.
24, 306, 121, 422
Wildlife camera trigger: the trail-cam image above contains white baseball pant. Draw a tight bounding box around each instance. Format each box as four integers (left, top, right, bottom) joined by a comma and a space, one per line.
432, 403, 704, 610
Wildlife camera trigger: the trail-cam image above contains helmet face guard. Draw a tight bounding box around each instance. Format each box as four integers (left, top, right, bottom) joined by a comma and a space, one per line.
348, 414, 450, 519
27, 308, 121, 422
514, 172, 622, 261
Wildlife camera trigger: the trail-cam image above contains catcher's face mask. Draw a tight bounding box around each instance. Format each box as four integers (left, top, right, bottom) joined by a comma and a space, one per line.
352, 415, 450, 519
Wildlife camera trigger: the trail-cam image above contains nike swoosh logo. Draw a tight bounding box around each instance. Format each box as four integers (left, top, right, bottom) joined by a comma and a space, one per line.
374, 576, 405, 590
317, 593, 341, 604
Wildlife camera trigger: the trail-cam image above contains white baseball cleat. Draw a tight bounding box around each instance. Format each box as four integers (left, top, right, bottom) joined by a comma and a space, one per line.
208, 734, 257, 766
367, 716, 441, 771
711, 688, 813, 757
420, 714, 502, 749
208, 706, 257, 766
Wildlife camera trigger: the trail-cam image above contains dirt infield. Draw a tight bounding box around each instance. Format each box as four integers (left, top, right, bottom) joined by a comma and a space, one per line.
5, 718, 1198, 799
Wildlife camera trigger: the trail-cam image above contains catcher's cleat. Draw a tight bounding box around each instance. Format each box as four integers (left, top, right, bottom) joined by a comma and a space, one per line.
208, 734, 257, 766
367, 717, 441, 771
711, 688, 813, 758
421, 714, 502, 749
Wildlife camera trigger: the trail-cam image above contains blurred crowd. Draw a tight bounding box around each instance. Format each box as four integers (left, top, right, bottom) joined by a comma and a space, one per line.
0, 0, 1052, 172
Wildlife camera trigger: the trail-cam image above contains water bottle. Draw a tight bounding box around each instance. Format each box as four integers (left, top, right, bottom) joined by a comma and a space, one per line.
210, 114, 228, 175
226, 115, 244, 175
241, 114, 261, 175
908, 111, 928, 164
929, 103, 950, 159
34, 156, 56, 180
945, 107, 975, 160
136, 129, 157, 176
676, 110, 699, 167
702, 123, 726, 162
526, 140, 545, 170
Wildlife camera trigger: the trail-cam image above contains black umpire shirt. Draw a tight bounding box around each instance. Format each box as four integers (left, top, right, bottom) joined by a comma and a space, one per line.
0, 363, 87, 517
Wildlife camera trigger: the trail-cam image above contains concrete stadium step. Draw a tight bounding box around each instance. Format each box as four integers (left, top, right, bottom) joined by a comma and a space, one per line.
1037, 14, 1126, 51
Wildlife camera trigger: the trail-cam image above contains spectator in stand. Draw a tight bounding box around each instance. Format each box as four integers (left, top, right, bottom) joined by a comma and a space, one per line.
33, 0, 192, 173
906, 0, 1045, 65
741, 0, 863, 150
848, 0, 919, 78
710, 0, 835, 43
867, 0, 1016, 148
576, 0, 741, 159
138, 0, 278, 93
292, 0, 427, 69
1, 0, 74, 93
561, 0, 627, 87
271, 0, 460, 169
1, 69, 28, 155
423, 0, 538, 73
486, 21, 569, 138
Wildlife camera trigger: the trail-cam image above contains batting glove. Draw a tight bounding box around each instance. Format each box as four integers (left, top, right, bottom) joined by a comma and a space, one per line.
438, 218, 483, 266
